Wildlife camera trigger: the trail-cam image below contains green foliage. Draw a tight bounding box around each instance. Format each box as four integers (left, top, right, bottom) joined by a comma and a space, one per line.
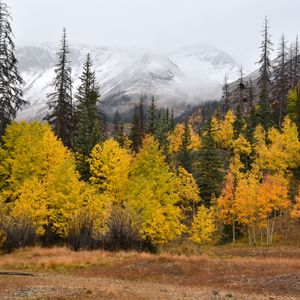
195, 120, 224, 206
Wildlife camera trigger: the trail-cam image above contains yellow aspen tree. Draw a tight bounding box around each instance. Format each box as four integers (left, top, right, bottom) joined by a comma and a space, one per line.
189, 205, 216, 245
211, 110, 235, 150
89, 139, 132, 203
175, 167, 200, 216
169, 123, 201, 154
125, 135, 185, 246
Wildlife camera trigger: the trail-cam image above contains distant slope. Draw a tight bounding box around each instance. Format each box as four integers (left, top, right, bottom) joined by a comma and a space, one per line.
16, 44, 240, 120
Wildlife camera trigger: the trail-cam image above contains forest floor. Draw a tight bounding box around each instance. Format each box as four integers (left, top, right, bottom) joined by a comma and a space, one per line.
0, 246, 300, 299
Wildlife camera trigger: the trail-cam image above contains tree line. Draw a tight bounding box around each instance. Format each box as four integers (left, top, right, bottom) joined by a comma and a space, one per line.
0, 0, 300, 253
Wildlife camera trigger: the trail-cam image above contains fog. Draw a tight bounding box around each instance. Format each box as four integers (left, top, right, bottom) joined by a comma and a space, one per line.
6, 0, 300, 70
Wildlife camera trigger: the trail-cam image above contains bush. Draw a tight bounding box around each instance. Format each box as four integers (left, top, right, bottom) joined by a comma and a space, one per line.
67, 213, 100, 251
103, 208, 144, 252
1, 218, 36, 253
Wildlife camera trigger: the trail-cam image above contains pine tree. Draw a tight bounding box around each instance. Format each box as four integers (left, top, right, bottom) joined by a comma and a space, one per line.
130, 105, 141, 152
130, 97, 146, 152
272, 34, 289, 126
233, 104, 244, 138
112, 110, 125, 147
221, 74, 230, 114
170, 109, 175, 131
236, 65, 245, 104
195, 119, 224, 206
247, 79, 255, 109
46, 28, 73, 148
0, 1, 26, 137
147, 96, 156, 135
73, 53, 103, 178
178, 119, 192, 172
256, 16, 274, 130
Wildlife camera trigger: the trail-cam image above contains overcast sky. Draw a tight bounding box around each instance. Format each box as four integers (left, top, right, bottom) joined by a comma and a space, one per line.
5, 0, 300, 70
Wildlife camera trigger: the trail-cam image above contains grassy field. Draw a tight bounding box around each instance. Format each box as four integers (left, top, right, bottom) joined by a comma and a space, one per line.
0, 246, 300, 299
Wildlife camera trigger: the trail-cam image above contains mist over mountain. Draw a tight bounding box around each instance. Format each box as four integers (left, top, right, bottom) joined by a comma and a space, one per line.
17, 43, 240, 120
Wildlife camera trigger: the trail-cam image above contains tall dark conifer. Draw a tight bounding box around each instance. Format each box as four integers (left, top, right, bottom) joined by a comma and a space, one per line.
113, 110, 125, 147
0, 0, 26, 136
147, 96, 156, 135
178, 119, 192, 172
46, 28, 73, 148
74, 54, 103, 154
73, 53, 103, 179
195, 118, 224, 207
256, 16, 274, 130
221, 74, 230, 114
272, 34, 288, 126
130, 98, 145, 152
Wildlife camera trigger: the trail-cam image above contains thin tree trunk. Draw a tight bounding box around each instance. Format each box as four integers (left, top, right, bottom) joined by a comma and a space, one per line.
232, 220, 236, 244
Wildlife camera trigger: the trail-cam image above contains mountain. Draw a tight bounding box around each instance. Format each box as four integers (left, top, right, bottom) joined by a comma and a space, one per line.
16, 44, 240, 120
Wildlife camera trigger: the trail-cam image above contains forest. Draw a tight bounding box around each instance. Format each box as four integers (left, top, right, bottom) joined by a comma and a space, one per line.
0, 0, 300, 258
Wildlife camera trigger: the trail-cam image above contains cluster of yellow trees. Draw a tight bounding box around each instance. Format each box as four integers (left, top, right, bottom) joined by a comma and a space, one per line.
213, 111, 300, 245
0, 121, 213, 248
1, 110, 300, 250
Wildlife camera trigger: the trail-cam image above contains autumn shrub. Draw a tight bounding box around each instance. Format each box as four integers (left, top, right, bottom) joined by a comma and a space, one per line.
1, 217, 36, 253
103, 208, 145, 252
67, 213, 100, 251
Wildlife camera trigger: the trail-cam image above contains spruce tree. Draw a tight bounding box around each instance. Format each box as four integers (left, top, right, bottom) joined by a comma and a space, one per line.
147, 96, 157, 135
130, 97, 146, 152
74, 53, 103, 154
233, 104, 244, 139
178, 119, 192, 172
73, 54, 103, 179
0, 1, 26, 137
272, 34, 289, 126
113, 110, 125, 147
46, 28, 73, 148
155, 108, 173, 158
195, 119, 224, 207
256, 16, 274, 130
221, 74, 230, 114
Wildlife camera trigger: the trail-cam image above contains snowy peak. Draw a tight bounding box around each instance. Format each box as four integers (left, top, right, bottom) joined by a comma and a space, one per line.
16, 44, 240, 119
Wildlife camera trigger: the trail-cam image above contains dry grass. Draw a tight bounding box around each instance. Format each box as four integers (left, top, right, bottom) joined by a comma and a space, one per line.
1, 246, 300, 299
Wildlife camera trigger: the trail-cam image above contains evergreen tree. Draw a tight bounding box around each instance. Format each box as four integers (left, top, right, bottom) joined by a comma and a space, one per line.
147, 96, 156, 135
256, 16, 274, 130
233, 104, 244, 139
74, 54, 103, 154
46, 28, 73, 148
170, 109, 175, 132
247, 79, 255, 109
0, 1, 26, 137
195, 119, 224, 207
73, 54, 103, 179
221, 74, 230, 114
130, 96, 146, 152
113, 110, 125, 147
178, 119, 192, 172
272, 34, 289, 126
154, 108, 171, 159
236, 65, 245, 104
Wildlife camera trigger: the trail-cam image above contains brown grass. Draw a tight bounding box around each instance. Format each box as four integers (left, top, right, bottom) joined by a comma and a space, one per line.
1, 246, 300, 299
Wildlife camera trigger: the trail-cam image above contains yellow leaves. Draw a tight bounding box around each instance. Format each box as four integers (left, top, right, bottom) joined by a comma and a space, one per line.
211, 110, 235, 150
189, 205, 216, 245
233, 135, 252, 156
291, 189, 300, 219
89, 139, 132, 202
124, 136, 185, 246
169, 123, 201, 153
254, 117, 300, 172
175, 167, 200, 214
0, 121, 111, 238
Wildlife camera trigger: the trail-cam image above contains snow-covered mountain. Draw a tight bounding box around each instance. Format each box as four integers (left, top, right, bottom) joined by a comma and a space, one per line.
16, 44, 240, 120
